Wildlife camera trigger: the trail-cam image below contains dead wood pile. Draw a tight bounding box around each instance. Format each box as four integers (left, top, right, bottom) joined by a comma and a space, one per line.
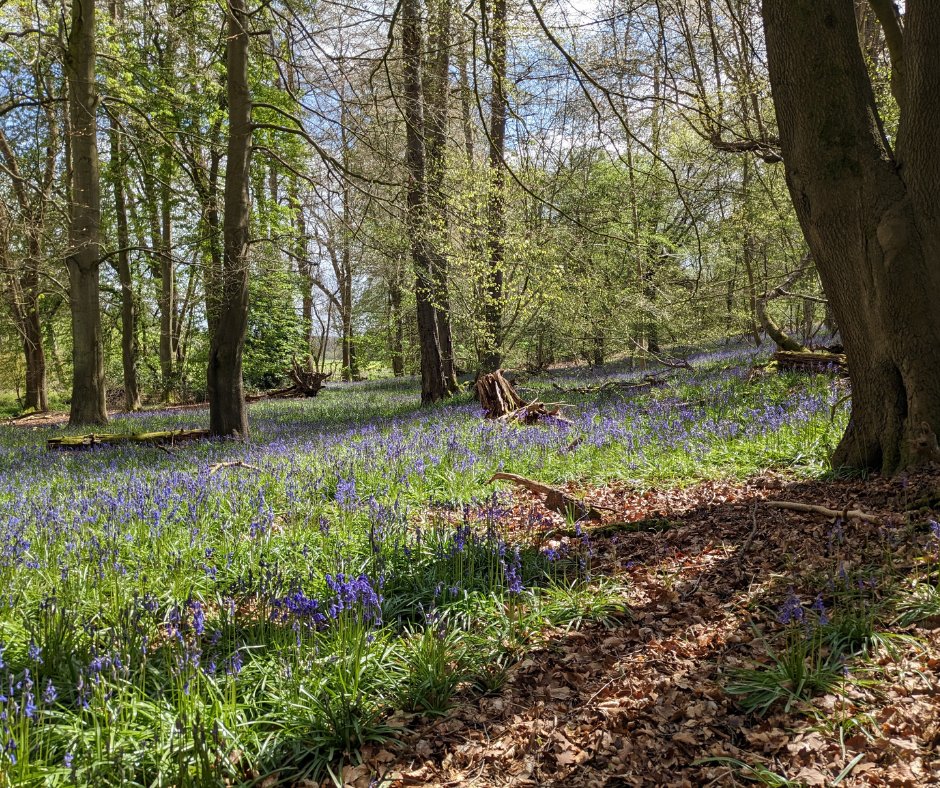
475, 370, 570, 424
251, 361, 332, 401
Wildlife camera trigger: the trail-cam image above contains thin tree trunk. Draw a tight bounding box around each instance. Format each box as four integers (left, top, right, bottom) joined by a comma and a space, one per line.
107, 109, 141, 411
65, 0, 107, 426
389, 268, 405, 376
0, 124, 52, 411
482, 0, 507, 372
207, 0, 251, 437
591, 332, 604, 366
425, 0, 459, 392
292, 183, 315, 357
159, 167, 176, 399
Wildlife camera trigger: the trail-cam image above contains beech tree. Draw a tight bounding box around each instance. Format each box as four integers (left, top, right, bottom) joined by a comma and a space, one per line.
481, 0, 508, 372
401, 0, 450, 403
207, 0, 252, 436
763, 0, 940, 472
65, 0, 108, 425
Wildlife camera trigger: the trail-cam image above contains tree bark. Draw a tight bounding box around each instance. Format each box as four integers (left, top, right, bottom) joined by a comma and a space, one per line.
207, 0, 252, 437
158, 164, 176, 398
763, 0, 940, 472
0, 86, 56, 411
482, 0, 507, 373
105, 11, 142, 413
401, 0, 448, 403
65, 0, 108, 426
425, 0, 459, 393
389, 270, 405, 376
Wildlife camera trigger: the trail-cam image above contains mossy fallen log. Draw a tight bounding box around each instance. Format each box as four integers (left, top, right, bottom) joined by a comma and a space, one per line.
47, 428, 210, 450
772, 350, 847, 374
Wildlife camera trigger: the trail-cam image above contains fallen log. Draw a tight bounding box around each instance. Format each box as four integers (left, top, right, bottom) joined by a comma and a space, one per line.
208, 460, 262, 474
551, 374, 666, 395
246, 364, 332, 401
488, 472, 603, 521
772, 350, 847, 374
499, 400, 573, 425
47, 428, 210, 450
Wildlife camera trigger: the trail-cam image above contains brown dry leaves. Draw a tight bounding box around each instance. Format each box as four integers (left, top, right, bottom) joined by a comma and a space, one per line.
333, 470, 940, 787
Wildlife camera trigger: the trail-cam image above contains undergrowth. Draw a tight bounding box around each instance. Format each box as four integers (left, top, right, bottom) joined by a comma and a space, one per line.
0, 347, 856, 784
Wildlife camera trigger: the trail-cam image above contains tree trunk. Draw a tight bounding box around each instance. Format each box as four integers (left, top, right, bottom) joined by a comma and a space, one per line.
401, 0, 448, 403
591, 332, 604, 366
207, 0, 251, 437
425, 0, 459, 393
482, 0, 507, 373
389, 269, 405, 377
65, 0, 107, 426
341, 306, 357, 381
159, 168, 176, 399
0, 187, 48, 414
763, 0, 940, 472
22, 312, 46, 412
293, 183, 315, 356
106, 88, 142, 411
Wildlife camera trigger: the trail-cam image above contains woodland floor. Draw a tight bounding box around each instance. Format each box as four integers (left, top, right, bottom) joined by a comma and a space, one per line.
345, 469, 940, 788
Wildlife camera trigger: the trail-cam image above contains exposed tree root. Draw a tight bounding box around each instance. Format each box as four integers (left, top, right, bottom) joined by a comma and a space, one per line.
765, 499, 879, 523
488, 472, 604, 521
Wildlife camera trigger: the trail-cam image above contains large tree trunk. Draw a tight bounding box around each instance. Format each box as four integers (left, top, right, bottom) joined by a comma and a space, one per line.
65, 0, 107, 426
207, 0, 251, 437
763, 0, 940, 472
481, 0, 507, 373
401, 0, 448, 403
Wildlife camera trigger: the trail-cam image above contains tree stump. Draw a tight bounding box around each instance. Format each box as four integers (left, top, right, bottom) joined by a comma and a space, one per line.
475, 370, 526, 418
255, 361, 332, 400
287, 360, 331, 397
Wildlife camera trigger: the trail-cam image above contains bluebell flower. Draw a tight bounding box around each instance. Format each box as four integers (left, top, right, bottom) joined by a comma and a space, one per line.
812, 594, 829, 626
777, 591, 805, 625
